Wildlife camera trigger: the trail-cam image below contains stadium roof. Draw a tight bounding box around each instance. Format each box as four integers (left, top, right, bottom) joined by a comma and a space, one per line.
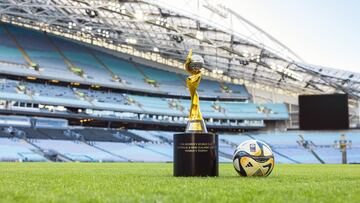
0, 0, 359, 99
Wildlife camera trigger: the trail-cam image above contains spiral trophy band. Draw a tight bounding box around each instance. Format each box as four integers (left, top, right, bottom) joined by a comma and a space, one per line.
185, 72, 208, 133
173, 49, 218, 177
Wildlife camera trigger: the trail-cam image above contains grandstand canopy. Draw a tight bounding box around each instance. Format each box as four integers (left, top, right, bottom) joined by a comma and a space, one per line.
0, 0, 359, 98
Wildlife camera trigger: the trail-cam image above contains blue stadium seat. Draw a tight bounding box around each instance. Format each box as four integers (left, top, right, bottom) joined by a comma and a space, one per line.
129, 130, 164, 142
94, 53, 150, 88
94, 142, 172, 162
51, 38, 114, 83
0, 25, 26, 65
223, 82, 250, 98
0, 138, 46, 162
34, 139, 123, 162
7, 25, 66, 69
140, 143, 173, 158
129, 95, 184, 116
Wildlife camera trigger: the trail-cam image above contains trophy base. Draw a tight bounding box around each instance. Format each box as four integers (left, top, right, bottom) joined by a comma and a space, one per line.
185, 119, 208, 133
173, 133, 218, 177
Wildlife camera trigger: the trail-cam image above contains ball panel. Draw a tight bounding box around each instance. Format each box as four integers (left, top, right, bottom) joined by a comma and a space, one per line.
235, 140, 262, 157
237, 158, 248, 177
262, 144, 273, 156
261, 158, 275, 176
233, 159, 240, 171
240, 156, 262, 176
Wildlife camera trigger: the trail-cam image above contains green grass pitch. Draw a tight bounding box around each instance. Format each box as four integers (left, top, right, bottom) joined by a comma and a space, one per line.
0, 163, 359, 203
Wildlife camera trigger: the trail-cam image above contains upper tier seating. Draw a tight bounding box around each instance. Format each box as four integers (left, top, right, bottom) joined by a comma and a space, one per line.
0, 26, 27, 65
0, 24, 250, 99
136, 64, 187, 95
6, 25, 83, 81
94, 52, 151, 89
51, 37, 117, 85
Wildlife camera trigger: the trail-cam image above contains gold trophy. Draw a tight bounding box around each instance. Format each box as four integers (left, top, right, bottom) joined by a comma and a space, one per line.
173, 49, 218, 177
184, 49, 208, 133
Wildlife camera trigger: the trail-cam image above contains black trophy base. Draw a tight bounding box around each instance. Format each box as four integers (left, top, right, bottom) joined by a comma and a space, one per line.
173, 133, 218, 177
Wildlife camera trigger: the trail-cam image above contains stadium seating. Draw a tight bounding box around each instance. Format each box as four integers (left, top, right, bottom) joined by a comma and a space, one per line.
26, 83, 77, 99
0, 24, 250, 99
0, 79, 31, 101
33, 139, 123, 162
94, 52, 151, 89
0, 138, 46, 161
51, 37, 118, 85
300, 131, 360, 164
4, 25, 84, 81
223, 82, 249, 96
129, 130, 164, 143
1, 127, 358, 163
0, 78, 288, 122
246, 132, 322, 163
0, 25, 27, 65
7, 26, 64, 68
154, 131, 175, 142
73, 128, 124, 142
136, 64, 188, 94
129, 95, 183, 116
18, 127, 53, 139
246, 131, 360, 164
221, 102, 289, 120
139, 143, 173, 158
94, 142, 172, 162
1, 24, 357, 165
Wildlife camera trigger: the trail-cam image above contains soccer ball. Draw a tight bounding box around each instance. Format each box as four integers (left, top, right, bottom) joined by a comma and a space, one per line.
233, 140, 274, 177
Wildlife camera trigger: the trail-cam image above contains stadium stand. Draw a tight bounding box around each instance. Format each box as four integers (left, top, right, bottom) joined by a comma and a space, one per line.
0, 138, 47, 162
0, 2, 359, 203
129, 130, 164, 143
0, 79, 30, 101
33, 139, 124, 162
0, 78, 288, 125
0, 24, 250, 99
1, 124, 359, 164
0, 18, 357, 165
94, 142, 172, 162
0, 24, 290, 135
0, 25, 27, 65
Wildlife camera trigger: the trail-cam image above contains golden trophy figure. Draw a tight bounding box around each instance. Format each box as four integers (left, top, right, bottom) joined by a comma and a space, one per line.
173, 49, 218, 177
184, 49, 208, 133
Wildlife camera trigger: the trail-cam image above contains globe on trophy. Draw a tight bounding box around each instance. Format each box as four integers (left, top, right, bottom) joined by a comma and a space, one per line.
173, 49, 219, 177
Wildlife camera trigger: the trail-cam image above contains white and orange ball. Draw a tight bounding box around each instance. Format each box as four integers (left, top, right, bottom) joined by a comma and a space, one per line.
233, 140, 275, 177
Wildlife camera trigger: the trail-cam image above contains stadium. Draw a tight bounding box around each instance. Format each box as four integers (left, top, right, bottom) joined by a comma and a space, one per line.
0, 0, 359, 202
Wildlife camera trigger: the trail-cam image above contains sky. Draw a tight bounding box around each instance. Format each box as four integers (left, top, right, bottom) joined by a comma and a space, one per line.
222, 0, 360, 72
162, 0, 360, 73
